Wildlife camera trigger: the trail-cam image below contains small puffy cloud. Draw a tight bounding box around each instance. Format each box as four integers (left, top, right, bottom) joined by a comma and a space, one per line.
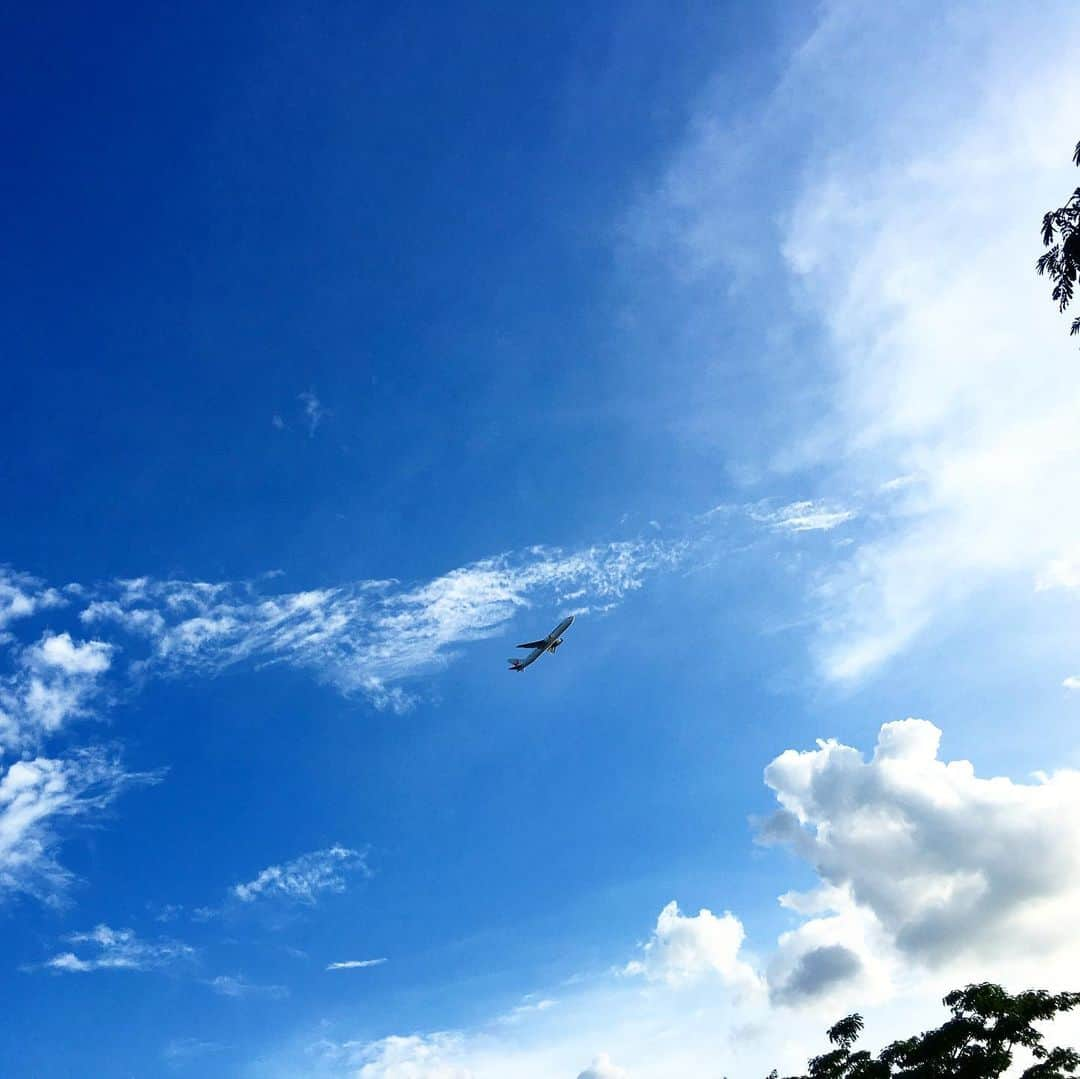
0, 632, 113, 749
326, 957, 386, 971
577, 1054, 629, 1079
0, 749, 160, 905
232, 845, 366, 905
44, 924, 193, 973
30, 632, 111, 675
1063, 676, 1080, 691
0, 569, 64, 631
624, 900, 761, 992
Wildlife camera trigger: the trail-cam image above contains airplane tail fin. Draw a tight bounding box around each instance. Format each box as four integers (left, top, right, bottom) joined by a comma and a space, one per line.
507, 659, 524, 671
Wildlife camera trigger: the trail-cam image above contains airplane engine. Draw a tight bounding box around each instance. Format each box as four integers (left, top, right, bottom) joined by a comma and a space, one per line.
549, 639, 562, 653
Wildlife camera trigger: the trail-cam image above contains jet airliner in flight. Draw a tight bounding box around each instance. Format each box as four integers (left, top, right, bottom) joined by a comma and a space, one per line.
508, 615, 575, 671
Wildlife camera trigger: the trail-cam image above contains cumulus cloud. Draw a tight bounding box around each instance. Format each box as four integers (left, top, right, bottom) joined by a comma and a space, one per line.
759, 718, 1080, 993
44, 924, 193, 973
623, 900, 761, 993
0, 749, 160, 905
232, 845, 366, 905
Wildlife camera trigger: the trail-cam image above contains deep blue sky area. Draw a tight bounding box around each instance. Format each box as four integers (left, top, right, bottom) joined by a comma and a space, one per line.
5, 3, 1076, 1077
2, 1, 798, 586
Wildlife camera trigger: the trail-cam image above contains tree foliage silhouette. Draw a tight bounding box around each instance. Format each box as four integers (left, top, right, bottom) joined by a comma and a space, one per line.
769, 983, 1080, 1078
1036, 139, 1080, 338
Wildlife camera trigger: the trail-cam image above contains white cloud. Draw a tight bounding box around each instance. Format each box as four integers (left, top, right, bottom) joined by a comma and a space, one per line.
232, 845, 366, 905
163, 1038, 227, 1065
208, 973, 287, 999
1063, 676, 1080, 691
74, 538, 681, 709
775, 2, 1080, 681
625, 0, 1080, 683
759, 718, 1080, 991
298, 391, 327, 437
0, 568, 64, 632
273, 715, 1080, 1076
326, 958, 387, 971
44, 924, 193, 973
496, 996, 558, 1025
747, 501, 857, 534
623, 900, 761, 994
577, 1054, 629, 1079
323, 1033, 474, 1079
31, 632, 111, 675
0, 749, 159, 904
0, 632, 113, 750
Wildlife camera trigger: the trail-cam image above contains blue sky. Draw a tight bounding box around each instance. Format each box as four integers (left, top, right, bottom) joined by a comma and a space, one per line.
4, 2, 1080, 1076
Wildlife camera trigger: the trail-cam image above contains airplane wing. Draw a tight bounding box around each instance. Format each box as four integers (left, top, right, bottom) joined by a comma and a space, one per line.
516, 638, 549, 649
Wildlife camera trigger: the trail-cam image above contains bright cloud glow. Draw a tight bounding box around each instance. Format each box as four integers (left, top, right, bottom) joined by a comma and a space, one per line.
776, 3, 1080, 681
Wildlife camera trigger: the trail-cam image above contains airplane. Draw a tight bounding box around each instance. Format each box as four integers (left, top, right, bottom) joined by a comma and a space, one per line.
507, 615, 575, 671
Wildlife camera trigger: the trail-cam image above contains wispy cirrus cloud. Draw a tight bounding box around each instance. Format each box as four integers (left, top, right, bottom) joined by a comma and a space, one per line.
232, 845, 367, 906
207, 973, 288, 999
747, 500, 856, 535
75, 539, 683, 710
0, 533, 687, 910
298, 391, 327, 437
43, 923, 193, 973
0, 749, 161, 906
326, 957, 386, 971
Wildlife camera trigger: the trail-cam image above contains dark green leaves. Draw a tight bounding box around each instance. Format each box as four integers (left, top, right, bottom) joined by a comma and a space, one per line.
774, 983, 1080, 1079
1037, 140, 1080, 337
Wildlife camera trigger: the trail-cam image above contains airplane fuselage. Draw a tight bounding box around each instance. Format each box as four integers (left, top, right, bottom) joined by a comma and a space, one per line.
508, 615, 575, 671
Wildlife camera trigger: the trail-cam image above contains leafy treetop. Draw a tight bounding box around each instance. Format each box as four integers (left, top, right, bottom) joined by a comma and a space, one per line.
768, 983, 1080, 1079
